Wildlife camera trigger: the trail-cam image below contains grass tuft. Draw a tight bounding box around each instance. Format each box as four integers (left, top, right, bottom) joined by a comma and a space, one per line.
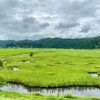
63, 93, 77, 99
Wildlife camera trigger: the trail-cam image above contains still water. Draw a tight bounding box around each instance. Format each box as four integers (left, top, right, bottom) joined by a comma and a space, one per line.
0, 83, 100, 97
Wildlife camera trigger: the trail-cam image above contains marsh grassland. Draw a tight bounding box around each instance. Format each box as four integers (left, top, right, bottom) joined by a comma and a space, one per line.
0, 48, 100, 100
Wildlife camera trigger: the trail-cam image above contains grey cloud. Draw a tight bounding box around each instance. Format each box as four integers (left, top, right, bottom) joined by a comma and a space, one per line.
59, 0, 98, 16
39, 23, 49, 28
55, 22, 79, 30
80, 24, 91, 33
21, 17, 38, 30
6, 0, 19, 8
0, 15, 41, 33
0, 0, 100, 40
22, 17, 37, 24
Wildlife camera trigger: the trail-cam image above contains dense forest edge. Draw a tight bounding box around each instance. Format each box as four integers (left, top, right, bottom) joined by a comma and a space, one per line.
1, 36, 100, 49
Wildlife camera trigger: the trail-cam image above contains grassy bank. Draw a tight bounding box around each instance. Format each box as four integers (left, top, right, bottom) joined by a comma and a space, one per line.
0, 91, 100, 100
0, 48, 100, 87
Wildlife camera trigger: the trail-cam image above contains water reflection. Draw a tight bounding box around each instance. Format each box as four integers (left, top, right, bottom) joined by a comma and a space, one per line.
88, 72, 98, 77
0, 83, 100, 97
90, 73, 98, 77
13, 67, 19, 71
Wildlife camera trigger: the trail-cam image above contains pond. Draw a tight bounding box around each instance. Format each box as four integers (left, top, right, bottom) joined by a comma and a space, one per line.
13, 67, 19, 71
88, 72, 98, 77
0, 83, 100, 97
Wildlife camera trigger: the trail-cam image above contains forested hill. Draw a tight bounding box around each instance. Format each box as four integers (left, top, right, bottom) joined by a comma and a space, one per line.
0, 40, 15, 47
1, 36, 100, 49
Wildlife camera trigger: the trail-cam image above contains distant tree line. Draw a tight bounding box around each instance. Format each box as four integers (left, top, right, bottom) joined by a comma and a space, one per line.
1, 36, 100, 49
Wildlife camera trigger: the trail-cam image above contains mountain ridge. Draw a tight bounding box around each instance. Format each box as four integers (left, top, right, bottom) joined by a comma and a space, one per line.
1, 36, 100, 49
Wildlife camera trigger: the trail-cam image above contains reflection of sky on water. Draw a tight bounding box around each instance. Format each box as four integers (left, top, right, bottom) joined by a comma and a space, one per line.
0, 83, 100, 97
88, 72, 98, 77
90, 73, 98, 77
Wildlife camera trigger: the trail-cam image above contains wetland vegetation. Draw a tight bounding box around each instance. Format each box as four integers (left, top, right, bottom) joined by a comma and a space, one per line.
0, 48, 100, 99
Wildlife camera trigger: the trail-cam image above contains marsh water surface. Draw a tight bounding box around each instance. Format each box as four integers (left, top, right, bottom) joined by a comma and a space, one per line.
0, 83, 100, 97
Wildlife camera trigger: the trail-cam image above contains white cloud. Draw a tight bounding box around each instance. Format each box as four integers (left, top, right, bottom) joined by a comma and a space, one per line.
0, 0, 100, 40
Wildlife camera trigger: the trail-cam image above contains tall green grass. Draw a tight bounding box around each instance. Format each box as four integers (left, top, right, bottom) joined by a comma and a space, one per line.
0, 49, 100, 87
0, 91, 100, 100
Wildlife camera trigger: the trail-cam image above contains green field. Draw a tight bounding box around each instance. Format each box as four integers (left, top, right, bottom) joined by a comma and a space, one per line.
0, 48, 100, 99
0, 91, 100, 100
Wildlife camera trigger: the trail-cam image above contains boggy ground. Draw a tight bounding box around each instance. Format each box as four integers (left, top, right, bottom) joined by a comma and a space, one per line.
0, 48, 100, 87
0, 48, 100, 99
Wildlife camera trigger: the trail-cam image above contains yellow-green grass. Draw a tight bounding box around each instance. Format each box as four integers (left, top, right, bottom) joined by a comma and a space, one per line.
0, 91, 100, 100
0, 48, 100, 87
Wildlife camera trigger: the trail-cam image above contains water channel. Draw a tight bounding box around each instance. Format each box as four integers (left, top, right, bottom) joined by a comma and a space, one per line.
0, 83, 100, 97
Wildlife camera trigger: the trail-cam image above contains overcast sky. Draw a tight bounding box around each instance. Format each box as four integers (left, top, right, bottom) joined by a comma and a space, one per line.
0, 0, 100, 40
